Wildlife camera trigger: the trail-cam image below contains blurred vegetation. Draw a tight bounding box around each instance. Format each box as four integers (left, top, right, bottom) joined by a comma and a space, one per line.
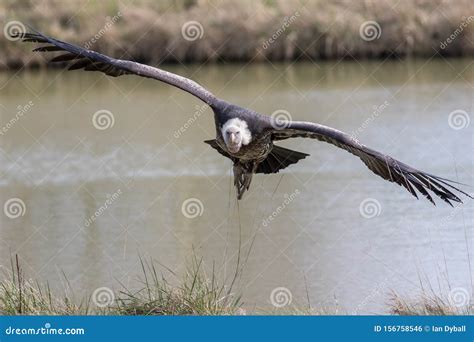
1, 0, 473, 69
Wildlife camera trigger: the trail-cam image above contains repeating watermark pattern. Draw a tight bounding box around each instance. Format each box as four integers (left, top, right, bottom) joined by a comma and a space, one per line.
174, 104, 207, 139
270, 287, 292, 308
84, 11, 122, 49
359, 198, 381, 219
181, 198, 204, 219
448, 287, 470, 308
262, 11, 300, 49
92, 109, 115, 130
440, 16, 474, 50
0, 100, 34, 136
236, 308, 247, 315
270, 109, 292, 130
448, 109, 470, 130
3, 198, 26, 219
3, 20, 26, 41
181, 21, 204, 41
351, 100, 390, 140
92, 286, 115, 307
84, 189, 122, 227
359, 21, 382, 41
262, 189, 300, 227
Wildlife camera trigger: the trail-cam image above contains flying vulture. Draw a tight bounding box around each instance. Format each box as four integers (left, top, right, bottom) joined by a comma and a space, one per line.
13, 29, 472, 205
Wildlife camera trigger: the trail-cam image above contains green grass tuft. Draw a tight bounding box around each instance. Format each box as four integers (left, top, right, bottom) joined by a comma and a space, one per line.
114, 256, 242, 315
0, 255, 242, 315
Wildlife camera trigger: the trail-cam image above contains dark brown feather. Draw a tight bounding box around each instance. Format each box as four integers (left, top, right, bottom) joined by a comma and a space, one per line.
51, 53, 83, 62
15, 30, 218, 105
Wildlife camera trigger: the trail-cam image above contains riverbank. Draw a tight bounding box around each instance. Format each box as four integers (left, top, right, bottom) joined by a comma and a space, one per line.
1, 0, 473, 69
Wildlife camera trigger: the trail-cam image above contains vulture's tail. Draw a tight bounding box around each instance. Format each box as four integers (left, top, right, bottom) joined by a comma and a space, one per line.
256, 145, 309, 174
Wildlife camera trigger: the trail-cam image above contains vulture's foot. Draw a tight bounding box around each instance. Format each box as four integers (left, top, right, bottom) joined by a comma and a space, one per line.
233, 163, 255, 200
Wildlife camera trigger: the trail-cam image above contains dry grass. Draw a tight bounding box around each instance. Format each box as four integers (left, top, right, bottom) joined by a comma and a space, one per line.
114, 257, 242, 315
2, 254, 472, 315
389, 291, 473, 315
0, 255, 93, 315
0, 255, 242, 315
1, 0, 473, 69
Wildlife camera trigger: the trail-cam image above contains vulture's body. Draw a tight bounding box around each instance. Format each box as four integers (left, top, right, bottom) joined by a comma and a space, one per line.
12, 29, 472, 205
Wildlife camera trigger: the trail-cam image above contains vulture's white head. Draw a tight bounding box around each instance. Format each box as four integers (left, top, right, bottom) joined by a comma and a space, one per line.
222, 118, 252, 153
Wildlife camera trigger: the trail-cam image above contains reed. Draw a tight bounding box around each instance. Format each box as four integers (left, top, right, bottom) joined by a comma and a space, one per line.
1, 0, 472, 69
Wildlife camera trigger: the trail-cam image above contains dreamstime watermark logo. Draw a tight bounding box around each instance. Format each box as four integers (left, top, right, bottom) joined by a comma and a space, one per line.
3, 20, 26, 41
440, 16, 474, 50
351, 100, 390, 140
448, 287, 470, 308
262, 11, 300, 49
3, 198, 26, 219
359, 198, 381, 219
84, 189, 122, 227
270, 109, 292, 130
84, 11, 122, 49
181, 21, 204, 41
92, 109, 115, 130
262, 189, 300, 227
270, 287, 292, 308
181, 198, 204, 219
359, 21, 382, 41
174, 104, 208, 138
0, 100, 34, 136
448, 109, 470, 130
92, 287, 115, 307
4, 322, 85, 336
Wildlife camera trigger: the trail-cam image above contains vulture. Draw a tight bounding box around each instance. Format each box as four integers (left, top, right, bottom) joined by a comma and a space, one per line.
13, 29, 472, 205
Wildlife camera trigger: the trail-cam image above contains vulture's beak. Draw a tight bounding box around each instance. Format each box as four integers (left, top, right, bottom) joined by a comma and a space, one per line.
227, 134, 240, 153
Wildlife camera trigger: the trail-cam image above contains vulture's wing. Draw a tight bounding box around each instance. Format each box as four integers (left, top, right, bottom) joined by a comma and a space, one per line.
271, 120, 472, 206
13, 30, 218, 105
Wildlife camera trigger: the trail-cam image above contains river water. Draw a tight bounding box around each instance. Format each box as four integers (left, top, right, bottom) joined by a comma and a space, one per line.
0, 59, 472, 313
